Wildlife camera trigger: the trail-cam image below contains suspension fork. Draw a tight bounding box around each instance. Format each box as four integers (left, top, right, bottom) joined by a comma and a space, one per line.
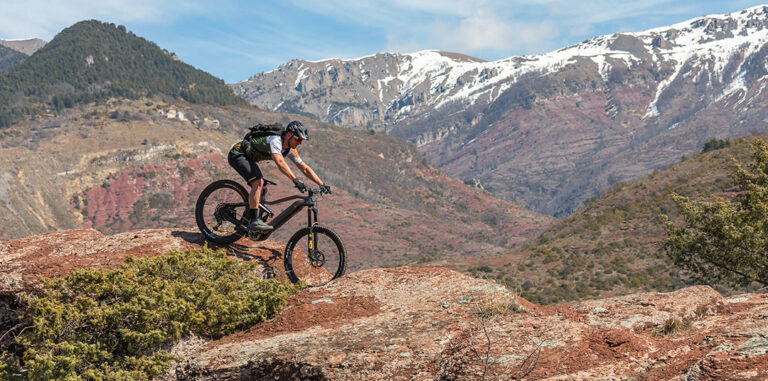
307, 206, 318, 255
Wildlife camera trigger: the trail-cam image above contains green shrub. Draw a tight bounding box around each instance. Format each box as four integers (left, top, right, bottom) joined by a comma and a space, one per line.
1, 247, 303, 380
664, 138, 768, 287
701, 138, 730, 153
148, 192, 174, 209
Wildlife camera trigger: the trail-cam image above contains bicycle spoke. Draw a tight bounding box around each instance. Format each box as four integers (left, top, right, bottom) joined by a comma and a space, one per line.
285, 227, 345, 286
195, 180, 248, 244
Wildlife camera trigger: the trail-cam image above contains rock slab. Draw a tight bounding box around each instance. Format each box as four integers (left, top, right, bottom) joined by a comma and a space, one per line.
173, 268, 768, 380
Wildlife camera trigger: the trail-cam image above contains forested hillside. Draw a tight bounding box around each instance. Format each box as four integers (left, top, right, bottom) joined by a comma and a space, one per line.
446, 136, 766, 304
0, 45, 25, 73
0, 20, 243, 127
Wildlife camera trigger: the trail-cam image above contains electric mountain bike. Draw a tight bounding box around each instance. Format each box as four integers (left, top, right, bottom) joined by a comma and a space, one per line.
194, 179, 346, 286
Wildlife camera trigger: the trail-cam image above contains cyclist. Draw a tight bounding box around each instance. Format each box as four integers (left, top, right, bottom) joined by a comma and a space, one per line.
228, 120, 331, 233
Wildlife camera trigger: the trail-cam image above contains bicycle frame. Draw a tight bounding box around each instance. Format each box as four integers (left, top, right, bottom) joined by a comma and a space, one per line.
219, 184, 320, 242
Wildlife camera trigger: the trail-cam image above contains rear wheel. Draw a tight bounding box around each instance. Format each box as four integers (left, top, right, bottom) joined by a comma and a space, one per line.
284, 226, 346, 286
195, 180, 249, 244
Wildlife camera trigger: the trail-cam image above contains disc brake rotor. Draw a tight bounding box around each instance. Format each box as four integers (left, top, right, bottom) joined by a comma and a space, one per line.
310, 251, 326, 267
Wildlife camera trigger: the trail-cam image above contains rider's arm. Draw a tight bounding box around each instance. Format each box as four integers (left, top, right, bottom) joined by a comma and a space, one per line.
296, 162, 323, 185
271, 153, 299, 181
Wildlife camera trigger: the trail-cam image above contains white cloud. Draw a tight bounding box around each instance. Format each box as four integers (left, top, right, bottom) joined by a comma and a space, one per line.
427, 8, 558, 54
288, 0, 685, 58
0, 0, 211, 40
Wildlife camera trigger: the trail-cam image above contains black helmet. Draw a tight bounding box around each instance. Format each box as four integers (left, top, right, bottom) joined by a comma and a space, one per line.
286, 120, 309, 140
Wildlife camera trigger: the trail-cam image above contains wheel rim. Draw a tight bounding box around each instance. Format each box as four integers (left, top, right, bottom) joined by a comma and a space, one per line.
201, 186, 246, 239
289, 232, 343, 286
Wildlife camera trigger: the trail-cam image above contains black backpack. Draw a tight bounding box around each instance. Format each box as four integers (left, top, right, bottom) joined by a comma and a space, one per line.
241, 123, 285, 153
244, 123, 285, 141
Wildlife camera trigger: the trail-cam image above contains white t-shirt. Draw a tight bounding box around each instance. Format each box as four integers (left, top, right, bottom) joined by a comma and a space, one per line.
267, 135, 303, 164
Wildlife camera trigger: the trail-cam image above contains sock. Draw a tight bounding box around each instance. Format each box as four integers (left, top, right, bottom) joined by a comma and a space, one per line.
248, 209, 258, 221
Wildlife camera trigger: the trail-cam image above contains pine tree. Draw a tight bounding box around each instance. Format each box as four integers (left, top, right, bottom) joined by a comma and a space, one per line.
663, 138, 768, 287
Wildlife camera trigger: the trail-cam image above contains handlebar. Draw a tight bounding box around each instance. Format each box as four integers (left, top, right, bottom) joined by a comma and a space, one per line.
264, 187, 328, 205
301, 187, 331, 195
260, 178, 330, 196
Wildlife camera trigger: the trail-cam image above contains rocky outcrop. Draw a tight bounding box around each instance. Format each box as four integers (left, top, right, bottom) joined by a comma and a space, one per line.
170, 267, 768, 380
1, 229, 766, 380
0, 228, 286, 294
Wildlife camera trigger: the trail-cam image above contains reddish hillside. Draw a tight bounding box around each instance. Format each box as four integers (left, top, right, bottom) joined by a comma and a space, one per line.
0, 98, 551, 269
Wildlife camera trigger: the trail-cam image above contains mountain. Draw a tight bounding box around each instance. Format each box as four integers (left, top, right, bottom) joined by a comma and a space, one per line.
0, 21, 242, 127
434, 134, 765, 304
3, 231, 767, 379
233, 5, 768, 217
0, 38, 46, 56
231, 50, 487, 127
0, 44, 25, 72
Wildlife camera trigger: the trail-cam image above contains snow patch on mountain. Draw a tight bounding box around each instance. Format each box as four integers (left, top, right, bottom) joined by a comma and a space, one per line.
361, 6, 768, 118
295, 65, 308, 89
715, 71, 749, 106
234, 4, 768, 128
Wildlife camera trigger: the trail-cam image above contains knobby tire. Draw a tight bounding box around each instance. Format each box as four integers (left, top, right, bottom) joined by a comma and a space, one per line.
195, 179, 248, 244
284, 226, 346, 286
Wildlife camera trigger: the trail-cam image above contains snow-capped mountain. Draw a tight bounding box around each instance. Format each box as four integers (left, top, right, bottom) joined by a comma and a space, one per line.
234, 5, 768, 217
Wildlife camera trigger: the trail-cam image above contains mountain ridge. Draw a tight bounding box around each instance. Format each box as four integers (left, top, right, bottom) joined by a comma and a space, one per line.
234, 4, 768, 127
0, 38, 46, 56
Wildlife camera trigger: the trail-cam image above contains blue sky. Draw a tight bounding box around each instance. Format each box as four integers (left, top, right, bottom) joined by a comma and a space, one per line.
1, 1, 765, 83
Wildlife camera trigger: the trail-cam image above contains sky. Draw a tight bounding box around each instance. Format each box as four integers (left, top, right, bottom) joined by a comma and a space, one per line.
0, 1, 765, 83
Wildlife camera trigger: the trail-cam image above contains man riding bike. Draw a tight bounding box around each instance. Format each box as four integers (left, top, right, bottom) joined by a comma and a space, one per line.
228, 120, 331, 233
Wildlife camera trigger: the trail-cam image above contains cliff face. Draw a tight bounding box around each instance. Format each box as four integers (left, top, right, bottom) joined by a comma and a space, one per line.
1, 230, 765, 380
234, 6, 768, 216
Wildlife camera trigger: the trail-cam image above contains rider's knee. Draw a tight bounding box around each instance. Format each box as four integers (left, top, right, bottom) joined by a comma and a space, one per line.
248, 179, 263, 203
250, 178, 264, 189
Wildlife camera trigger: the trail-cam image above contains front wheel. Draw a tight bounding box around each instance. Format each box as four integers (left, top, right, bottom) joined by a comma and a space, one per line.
284, 226, 346, 286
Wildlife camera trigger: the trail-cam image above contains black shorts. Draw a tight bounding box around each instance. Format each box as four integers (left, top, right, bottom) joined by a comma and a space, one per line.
228, 152, 262, 186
